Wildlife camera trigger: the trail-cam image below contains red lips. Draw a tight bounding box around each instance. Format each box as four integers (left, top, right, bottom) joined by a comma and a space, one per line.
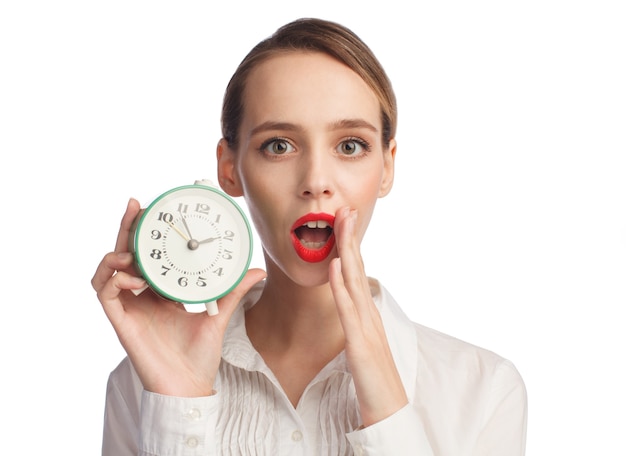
290, 213, 336, 262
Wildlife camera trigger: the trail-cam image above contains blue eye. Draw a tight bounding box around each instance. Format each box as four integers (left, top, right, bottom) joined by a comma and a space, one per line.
337, 139, 368, 156
262, 139, 294, 155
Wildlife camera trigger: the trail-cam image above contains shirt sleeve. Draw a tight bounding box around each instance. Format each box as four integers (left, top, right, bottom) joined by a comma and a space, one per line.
103, 358, 143, 456
471, 359, 528, 455
345, 403, 434, 456
102, 358, 221, 456
138, 391, 220, 456
344, 359, 527, 456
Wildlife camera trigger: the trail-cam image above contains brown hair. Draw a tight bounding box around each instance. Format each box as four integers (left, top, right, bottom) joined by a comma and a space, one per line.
221, 18, 397, 149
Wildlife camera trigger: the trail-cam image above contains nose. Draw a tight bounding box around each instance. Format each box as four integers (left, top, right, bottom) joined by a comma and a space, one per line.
298, 149, 334, 199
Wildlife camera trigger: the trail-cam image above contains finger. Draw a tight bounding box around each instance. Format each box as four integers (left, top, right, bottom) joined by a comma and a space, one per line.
115, 198, 142, 253
329, 257, 359, 329
334, 208, 370, 302
97, 269, 147, 323
97, 269, 146, 303
91, 251, 135, 292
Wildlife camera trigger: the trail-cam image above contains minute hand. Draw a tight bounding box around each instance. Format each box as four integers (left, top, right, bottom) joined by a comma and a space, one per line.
179, 211, 195, 240
198, 236, 221, 244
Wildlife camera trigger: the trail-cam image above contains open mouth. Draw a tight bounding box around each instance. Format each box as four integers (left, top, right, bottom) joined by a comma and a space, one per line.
291, 214, 336, 262
294, 220, 333, 248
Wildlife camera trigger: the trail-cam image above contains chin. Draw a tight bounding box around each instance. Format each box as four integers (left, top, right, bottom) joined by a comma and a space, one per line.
264, 244, 339, 288
271, 255, 335, 289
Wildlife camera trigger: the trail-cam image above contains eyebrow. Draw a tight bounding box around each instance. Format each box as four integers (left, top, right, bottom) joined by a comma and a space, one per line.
250, 121, 298, 136
329, 118, 379, 133
249, 118, 379, 137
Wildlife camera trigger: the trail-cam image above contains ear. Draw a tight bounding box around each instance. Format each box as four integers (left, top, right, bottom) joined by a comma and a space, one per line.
378, 138, 396, 198
217, 138, 244, 197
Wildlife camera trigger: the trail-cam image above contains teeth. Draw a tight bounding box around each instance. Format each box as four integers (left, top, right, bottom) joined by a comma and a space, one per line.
300, 241, 326, 248
304, 220, 330, 229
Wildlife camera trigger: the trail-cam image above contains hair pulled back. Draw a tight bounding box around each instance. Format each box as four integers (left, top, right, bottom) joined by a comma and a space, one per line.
221, 18, 397, 149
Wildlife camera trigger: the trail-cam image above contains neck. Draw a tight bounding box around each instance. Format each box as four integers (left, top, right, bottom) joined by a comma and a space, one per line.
245, 262, 345, 355
243, 259, 348, 407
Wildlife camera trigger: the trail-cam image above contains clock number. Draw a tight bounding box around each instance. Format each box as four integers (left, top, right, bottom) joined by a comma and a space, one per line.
160, 265, 170, 276
222, 249, 233, 260
214, 213, 221, 224
195, 203, 210, 214
178, 277, 188, 287
177, 203, 189, 213
196, 277, 207, 287
150, 249, 162, 260
224, 230, 235, 241
213, 267, 224, 277
157, 212, 174, 223
151, 230, 162, 240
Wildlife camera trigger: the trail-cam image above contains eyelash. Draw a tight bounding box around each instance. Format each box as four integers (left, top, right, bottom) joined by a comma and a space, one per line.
340, 137, 372, 159
258, 136, 373, 159
258, 137, 293, 158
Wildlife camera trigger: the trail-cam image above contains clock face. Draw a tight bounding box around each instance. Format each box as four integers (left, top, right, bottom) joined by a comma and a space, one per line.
132, 185, 253, 304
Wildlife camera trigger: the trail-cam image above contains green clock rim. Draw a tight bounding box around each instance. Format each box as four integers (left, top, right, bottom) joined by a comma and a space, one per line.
132, 183, 254, 304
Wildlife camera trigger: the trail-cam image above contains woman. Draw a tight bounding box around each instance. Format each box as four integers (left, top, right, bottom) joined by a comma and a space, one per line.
93, 18, 527, 455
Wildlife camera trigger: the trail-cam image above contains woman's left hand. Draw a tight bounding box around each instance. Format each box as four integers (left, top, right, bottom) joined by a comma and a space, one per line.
329, 206, 409, 427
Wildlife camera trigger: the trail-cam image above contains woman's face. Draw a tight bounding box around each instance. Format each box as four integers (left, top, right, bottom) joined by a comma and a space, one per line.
220, 51, 395, 287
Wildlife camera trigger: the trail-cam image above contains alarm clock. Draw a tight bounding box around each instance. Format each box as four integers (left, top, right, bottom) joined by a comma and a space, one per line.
129, 179, 253, 315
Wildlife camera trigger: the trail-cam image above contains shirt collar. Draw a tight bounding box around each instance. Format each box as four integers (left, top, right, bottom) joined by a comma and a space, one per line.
221, 278, 418, 400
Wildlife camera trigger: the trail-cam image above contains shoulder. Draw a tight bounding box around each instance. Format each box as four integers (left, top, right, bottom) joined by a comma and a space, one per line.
374, 284, 528, 452
414, 321, 504, 366
412, 321, 522, 384
407, 313, 527, 433
372, 278, 524, 395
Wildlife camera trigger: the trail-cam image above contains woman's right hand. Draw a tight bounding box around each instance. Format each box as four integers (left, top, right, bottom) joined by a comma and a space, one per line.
91, 198, 266, 397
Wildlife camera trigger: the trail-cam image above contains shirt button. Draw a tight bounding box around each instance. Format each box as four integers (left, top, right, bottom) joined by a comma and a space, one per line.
186, 408, 201, 420
186, 436, 199, 448
291, 430, 303, 442
354, 444, 365, 456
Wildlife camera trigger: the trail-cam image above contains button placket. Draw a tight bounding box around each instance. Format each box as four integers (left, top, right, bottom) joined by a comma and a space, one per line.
182, 406, 202, 449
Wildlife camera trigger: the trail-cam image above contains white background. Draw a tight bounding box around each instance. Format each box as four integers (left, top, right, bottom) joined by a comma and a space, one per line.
1, 1, 624, 454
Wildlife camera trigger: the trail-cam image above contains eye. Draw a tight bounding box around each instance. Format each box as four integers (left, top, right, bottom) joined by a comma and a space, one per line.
336, 138, 370, 157
261, 138, 295, 155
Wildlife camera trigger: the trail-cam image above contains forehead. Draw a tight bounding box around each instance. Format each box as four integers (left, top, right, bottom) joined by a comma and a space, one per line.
241, 51, 381, 130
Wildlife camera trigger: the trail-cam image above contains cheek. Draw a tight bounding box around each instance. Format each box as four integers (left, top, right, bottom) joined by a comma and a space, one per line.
239, 170, 282, 235
345, 168, 384, 240
348, 160, 385, 201
242, 183, 271, 224
357, 197, 378, 238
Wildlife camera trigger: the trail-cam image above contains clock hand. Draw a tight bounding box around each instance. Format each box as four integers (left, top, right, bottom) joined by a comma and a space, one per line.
167, 221, 190, 242
198, 236, 221, 245
168, 219, 211, 250
179, 211, 195, 240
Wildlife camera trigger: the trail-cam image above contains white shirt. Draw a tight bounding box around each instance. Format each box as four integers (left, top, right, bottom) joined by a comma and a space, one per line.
102, 279, 527, 455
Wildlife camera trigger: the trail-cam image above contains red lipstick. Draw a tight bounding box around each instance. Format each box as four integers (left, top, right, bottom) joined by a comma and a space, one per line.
290, 213, 336, 263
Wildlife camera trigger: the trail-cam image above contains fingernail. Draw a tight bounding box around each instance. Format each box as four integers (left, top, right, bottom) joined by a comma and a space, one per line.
130, 279, 148, 296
